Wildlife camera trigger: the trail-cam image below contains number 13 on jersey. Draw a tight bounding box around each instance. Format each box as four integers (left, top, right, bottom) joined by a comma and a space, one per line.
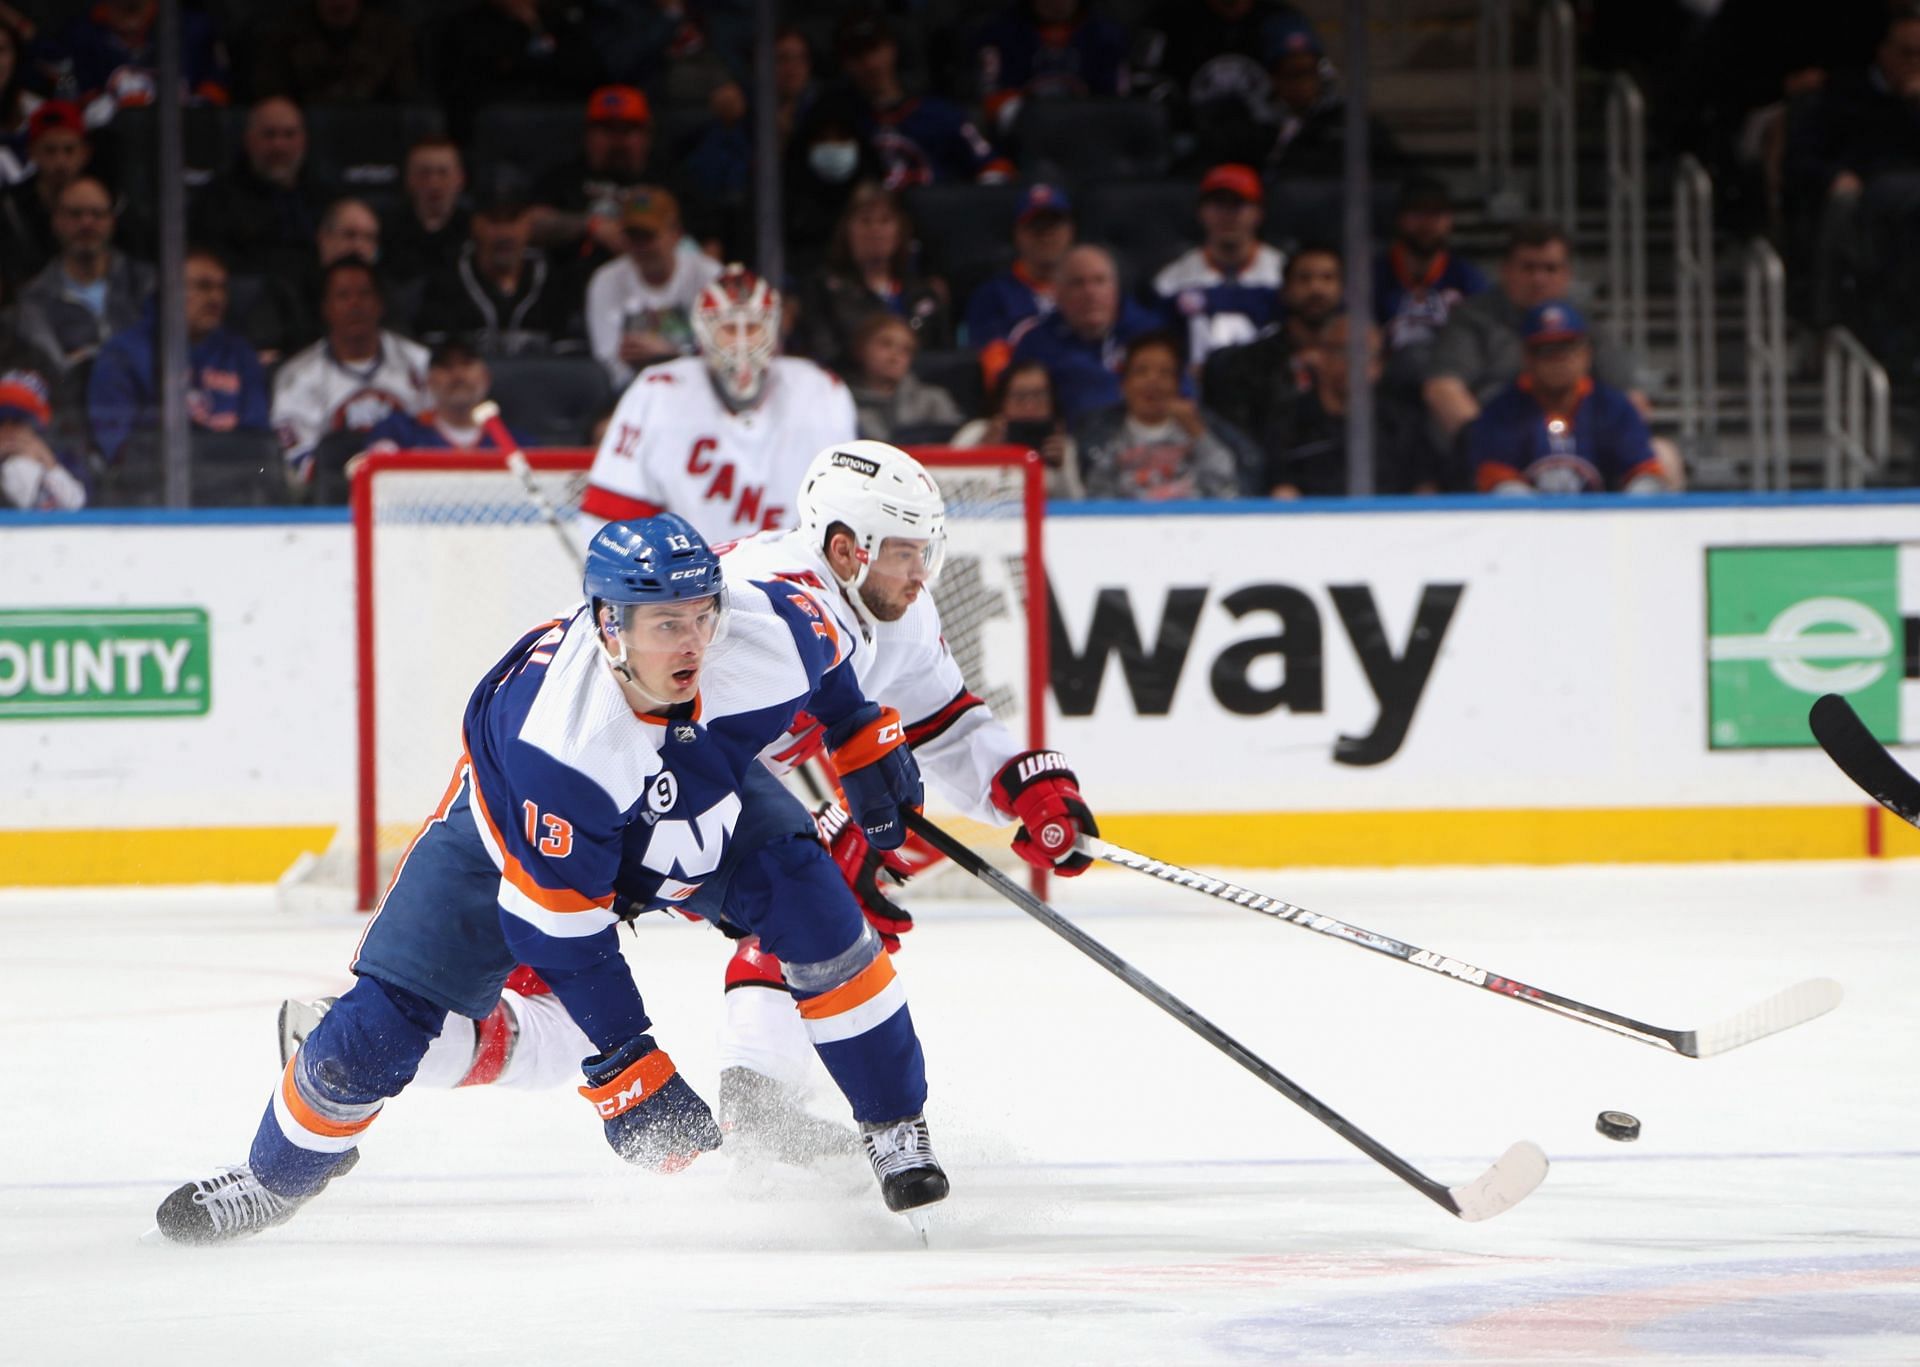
522, 801, 574, 858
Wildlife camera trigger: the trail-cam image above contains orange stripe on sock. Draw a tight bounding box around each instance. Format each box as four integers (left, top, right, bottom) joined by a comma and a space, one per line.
794, 952, 896, 1021
280, 1059, 378, 1140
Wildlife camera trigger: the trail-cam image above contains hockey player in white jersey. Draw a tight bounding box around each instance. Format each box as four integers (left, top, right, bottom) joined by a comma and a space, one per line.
284, 443, 1102, 1159
578, 265, 857, 544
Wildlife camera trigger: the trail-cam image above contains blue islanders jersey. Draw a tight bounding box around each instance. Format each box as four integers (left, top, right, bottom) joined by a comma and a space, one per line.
458, 578, 862, 992
1466, 378, 1661, 494
1372, 245, 1489, 355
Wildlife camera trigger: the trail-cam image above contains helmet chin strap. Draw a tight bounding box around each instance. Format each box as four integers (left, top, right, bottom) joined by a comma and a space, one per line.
829, 543, 883, 636
600, 619, 685, 711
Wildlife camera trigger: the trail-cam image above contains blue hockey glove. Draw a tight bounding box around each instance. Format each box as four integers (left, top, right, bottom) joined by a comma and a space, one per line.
825, 703, 923, 851
578, 1035, 721, 1172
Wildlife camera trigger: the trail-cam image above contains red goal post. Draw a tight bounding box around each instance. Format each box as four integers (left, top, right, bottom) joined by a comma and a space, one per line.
346, 445, 1048, 910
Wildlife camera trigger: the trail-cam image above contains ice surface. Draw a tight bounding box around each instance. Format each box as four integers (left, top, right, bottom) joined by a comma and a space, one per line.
3, 859, 1917, 1365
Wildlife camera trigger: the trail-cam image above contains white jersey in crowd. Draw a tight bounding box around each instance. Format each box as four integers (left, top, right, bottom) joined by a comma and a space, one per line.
579, 355, 858, 546
724, 527, 1021, 826
271, 331, 430, 480
585, 251, 724, 388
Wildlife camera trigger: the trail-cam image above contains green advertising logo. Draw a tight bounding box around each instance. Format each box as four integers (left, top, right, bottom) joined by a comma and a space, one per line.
1706, 545, 1914, 748
0, 608, 210, 720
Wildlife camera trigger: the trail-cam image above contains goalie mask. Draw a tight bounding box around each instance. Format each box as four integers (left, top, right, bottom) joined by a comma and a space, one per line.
798, 440, 947, 628
692, 265, 781, 412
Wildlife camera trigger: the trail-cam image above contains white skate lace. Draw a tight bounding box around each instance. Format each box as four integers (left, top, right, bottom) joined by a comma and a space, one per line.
862, 1119, 934, 1181
194, 1167, 291, 1235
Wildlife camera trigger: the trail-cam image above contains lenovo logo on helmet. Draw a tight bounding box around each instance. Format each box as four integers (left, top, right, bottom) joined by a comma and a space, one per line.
829, 451, 881, 478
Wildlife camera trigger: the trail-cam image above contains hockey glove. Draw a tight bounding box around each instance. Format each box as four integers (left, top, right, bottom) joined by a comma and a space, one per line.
578, 1035, 722, 1172
815, 800, 914, 951
825, 703, 922, 851
990, 750, 1099, 876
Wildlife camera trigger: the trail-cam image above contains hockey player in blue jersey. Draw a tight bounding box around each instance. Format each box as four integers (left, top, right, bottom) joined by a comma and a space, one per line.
155, 514, 944, 1243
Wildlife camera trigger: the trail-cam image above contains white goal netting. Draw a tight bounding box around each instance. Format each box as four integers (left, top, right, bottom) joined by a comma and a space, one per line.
292, 447, 1045, 912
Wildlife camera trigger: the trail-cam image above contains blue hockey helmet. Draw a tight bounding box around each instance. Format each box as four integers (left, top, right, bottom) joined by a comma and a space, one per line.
583, 514, 728, 636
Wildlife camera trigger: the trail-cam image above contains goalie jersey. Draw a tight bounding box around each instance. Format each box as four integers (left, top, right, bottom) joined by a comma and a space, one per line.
440, 574, 867, 1046
722, 528, 1024, 826
579, 356, 857, 545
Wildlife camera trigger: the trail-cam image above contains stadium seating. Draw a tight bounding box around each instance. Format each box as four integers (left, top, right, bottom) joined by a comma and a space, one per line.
1076, 179, 1202, 289
304, 104, 448, 196
488, 355, 613, 447
470, 104, 584, 201
1014, 99, 1171, 188
904, 182, 1027, 280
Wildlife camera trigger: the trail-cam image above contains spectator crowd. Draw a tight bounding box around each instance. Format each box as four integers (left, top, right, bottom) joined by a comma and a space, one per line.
0, 0, 1741, 512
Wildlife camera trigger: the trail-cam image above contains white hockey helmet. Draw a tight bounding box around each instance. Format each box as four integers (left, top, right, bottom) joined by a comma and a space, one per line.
691, 264, 781, 411
798, 440, 948, 601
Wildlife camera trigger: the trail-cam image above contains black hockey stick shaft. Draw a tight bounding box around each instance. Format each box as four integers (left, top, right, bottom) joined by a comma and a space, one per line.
1810, 693, 1920, 828
906, 811, 1545, 1221
1081, 836, 1840, 1059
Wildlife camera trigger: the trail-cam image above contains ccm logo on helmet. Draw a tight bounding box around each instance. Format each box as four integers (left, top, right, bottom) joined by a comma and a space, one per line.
829, 451, 881, 478
669, 568, 708, 580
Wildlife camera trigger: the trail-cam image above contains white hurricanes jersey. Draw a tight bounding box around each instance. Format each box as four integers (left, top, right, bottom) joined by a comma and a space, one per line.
722, 528, 1022, 825
271, 331, 430, 478
579, 356, 857, 545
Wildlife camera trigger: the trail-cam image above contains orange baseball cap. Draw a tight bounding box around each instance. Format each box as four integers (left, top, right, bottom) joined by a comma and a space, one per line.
587, 85, 651, 126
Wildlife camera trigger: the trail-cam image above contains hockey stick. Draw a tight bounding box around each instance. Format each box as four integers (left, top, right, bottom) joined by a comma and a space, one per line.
1078, 835, 1842, 1059
1810, 692, 1920, 828
475, 400, 585, 572
905, 810, 1548, 1223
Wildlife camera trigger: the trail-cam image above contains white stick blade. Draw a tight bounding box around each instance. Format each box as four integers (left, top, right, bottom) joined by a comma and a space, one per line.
1688, 978, 1844, 1058
1448, 1140, 1549, 1223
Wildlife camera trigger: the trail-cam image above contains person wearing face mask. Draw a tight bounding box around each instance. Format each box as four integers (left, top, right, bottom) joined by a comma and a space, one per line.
783, 93, 885, 278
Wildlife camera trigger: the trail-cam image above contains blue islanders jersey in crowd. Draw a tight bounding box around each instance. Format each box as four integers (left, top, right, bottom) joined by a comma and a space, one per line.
1466, 377, 1661, 493
859, 95, 1000, 188
1008, 297, 1175, 423
1153, 244, 1285, 369
964, 262, 1055, 349
1372, 245, 1489, 356
453, 577, 864, 1043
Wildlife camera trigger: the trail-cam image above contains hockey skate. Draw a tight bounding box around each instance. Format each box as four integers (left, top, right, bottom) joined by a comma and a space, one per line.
152, 1151, 359, 1246
718, 1066, 860, 1164
860, 1113, 948, 1234
277, 995, 336, 1067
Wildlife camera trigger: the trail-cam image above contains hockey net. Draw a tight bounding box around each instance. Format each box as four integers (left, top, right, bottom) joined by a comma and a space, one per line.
297, 446, 1046, 913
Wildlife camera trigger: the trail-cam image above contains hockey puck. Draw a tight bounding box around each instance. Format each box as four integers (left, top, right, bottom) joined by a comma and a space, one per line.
1595, 1110, 1641, 1142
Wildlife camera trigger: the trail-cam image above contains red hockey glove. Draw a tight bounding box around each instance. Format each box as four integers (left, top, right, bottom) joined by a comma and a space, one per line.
990, 750, 1098, 876
579, 1035, 722, 1172
815, 801, 914, 951
825, 703, 923, 850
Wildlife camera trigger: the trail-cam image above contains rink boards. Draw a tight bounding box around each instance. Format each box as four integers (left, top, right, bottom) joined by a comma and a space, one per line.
4, 493, 1920, 883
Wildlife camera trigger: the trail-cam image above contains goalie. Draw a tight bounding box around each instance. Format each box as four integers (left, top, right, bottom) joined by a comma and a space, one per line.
282, 442, 1102, 1160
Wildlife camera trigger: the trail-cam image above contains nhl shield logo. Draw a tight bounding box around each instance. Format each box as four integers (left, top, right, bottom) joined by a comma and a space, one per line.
672, 724, 698, 744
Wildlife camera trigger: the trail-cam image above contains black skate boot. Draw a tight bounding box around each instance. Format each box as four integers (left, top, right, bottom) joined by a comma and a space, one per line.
718, 1066, 859, 1163
860, 1114, 948, 1213
153, 1151, 358, 1246
277, 995, 337, 1067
